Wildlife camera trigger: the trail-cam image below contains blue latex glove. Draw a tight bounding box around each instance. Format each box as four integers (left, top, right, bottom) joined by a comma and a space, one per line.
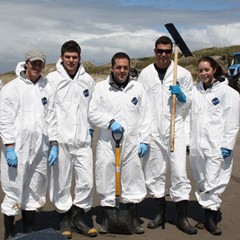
89, 129, 94, 146
48, 146, 58, 166
110, 121, 123, 133
6, 146, 18, 168
221, 147, 231, 158
138, 143, 148, 157
89, 129, 94, 138
170, 85, 186, 103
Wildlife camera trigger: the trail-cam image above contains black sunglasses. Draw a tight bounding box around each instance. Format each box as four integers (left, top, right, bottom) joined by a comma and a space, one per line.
156, 49, 172, 54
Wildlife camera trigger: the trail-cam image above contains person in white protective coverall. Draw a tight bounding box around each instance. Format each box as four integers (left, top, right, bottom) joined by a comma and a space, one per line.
89, 52, 151, 234
189, 56, 240, 235
0, 49, 58, 239
46, 40, 97, 239
138, 36, 197, 235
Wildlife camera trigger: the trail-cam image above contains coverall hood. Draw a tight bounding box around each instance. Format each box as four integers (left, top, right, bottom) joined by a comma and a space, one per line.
56, 58, 86, 81
15, 61, 25, 78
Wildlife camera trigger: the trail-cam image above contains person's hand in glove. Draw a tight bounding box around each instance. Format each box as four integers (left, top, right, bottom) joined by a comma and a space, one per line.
170, 84, 186, 103
48, 145, 59, 166
221, 147, 231, 158
110, 120, 123, 133
138, 143, 149, 157
89, 129, 94, 146
6, 146, 18, 168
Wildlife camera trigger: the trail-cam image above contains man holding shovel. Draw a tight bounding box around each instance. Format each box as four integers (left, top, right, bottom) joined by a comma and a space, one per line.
89, 52, 151, 234
138, 36, 197, 235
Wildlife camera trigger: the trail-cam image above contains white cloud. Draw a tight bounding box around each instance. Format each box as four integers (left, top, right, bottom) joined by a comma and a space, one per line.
184, 23, 240, 50
0, 0, 240, 73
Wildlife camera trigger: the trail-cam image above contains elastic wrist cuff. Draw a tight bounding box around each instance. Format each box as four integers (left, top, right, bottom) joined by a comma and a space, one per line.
50, 141, 58, 147
5, 144, 14, 148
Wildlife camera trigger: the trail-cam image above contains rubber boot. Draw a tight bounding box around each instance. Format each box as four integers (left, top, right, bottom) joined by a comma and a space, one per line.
21, 210, 35, 233
147, 197, 166, 229
60, 209, 72, 239
204, 209, 222, 235
127, 203, 144, 234
176, 200, 197, 235
98, 206, 110, 234
213, 208, 222, 225
195, 208, 222, 230
4, 214, 14, 240
71, 205, 97, 237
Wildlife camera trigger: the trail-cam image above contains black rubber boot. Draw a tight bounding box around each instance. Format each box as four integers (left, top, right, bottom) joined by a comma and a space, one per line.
4, 214, 14, 239
71, 205, 97, 237
21, 210, 35, 233
98, 206, 110, 234
204, 209, 222, 235
147, 197, 166, 229
60, 209, 72, 239
213, 208, 222, 225
127, 203, 144, 234
176, 200, 197, 235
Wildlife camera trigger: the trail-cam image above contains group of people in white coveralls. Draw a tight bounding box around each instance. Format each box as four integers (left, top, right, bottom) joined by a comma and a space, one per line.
0, 36, 239, 240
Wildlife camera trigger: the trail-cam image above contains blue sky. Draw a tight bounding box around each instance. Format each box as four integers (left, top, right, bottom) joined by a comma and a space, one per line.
0, 0, 239, 73
119, 0, 238, 10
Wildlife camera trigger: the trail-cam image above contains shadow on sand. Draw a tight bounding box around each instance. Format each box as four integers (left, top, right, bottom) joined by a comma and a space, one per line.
13, 197, 205, 235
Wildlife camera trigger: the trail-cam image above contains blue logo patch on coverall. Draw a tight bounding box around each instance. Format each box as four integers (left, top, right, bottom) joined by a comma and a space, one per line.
41, 97, 48, 105
131, 97, 138, 105
83, 89, 89, 97
212, 97, 220, 105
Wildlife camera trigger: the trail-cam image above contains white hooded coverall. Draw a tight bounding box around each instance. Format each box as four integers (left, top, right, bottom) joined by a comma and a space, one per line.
47, 60, 95, 213
138, 62, 193, 202
88, 76, 150, 207
189, 79, 239, 211
0, 62, 57, 216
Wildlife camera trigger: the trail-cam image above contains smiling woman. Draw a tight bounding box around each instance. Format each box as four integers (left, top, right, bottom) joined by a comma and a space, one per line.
189, 56, 240, 236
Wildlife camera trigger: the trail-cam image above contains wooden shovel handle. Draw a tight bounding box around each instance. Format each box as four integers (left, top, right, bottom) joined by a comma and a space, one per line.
112, 131, 124, 197
115, 146, 121, 196
170, 45, 178, 152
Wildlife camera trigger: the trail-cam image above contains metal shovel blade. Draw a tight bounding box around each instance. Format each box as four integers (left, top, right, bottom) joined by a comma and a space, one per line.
105, 206, 133, 234
165, 23, 193, 57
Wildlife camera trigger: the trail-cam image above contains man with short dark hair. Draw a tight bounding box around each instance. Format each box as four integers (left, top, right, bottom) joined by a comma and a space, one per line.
138, 36, 197, 235
47, 40, 97, 239
89, 52, 151, 234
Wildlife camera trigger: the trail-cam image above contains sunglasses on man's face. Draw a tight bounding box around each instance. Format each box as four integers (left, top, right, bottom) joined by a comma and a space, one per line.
156, 49, 172, 54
